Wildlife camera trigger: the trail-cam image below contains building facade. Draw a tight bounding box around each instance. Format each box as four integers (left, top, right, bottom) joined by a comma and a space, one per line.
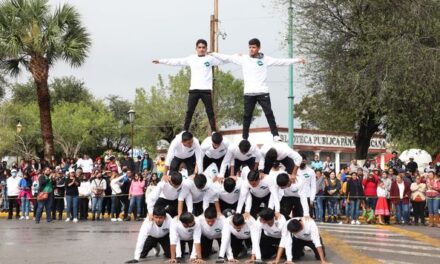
222, 127, 387, 173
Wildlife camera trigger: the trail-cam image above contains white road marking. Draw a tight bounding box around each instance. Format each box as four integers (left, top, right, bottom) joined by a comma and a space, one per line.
352, 246, 440, 258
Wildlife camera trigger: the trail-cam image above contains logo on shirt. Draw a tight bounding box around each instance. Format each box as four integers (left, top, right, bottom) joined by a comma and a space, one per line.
260, 186, 268, 190
163, 228, 169, 232
204, 61, 211, 67
188, 228, 194, 233
257, 60, 264, 66
234, 189, 240, 194
215, 228, 221, 233
188, 149, 195, 153
303, 173, 310, 179
244, 231, 251, 235
219, 149, 225, 153
246, 153, 252, 157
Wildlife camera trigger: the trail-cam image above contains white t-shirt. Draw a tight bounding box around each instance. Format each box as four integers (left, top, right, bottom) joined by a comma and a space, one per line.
146, 181, 183, 213
76, 158, 94, 173
215, 178, 242, 205
218, 216, 258, 259
297, 166, 317, 202
253, 215, 286, 259
133, 214, 172, 260
212, 53, 302, 94
158, 54, 224, 90
279, 218, 322, 261
165, 132, 203, 174
201, 137, 230, 177
198, 215, 224, 239
169, 217, 202, 258
179, 178, 217, 212
258, 142, 303, 171
236, 175, 276, 213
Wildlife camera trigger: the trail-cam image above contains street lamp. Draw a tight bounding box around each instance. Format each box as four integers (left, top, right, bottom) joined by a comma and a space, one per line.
127, 109, 135, 159
16, 121, 23, 163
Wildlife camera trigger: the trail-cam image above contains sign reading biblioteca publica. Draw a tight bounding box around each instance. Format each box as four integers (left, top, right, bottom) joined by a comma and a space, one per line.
278, 132, 386, 150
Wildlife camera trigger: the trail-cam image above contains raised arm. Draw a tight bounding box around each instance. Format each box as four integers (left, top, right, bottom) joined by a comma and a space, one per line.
266, 56, 306, 66
211, 52, 243, 65
152, 56, 191, 66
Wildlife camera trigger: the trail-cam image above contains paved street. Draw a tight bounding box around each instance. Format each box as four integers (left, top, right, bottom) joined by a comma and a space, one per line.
0, 217, 439, 264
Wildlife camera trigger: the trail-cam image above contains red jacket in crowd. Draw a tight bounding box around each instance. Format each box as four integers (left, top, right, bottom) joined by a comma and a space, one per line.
362, 174, 379, 197
390, 180, 411, 204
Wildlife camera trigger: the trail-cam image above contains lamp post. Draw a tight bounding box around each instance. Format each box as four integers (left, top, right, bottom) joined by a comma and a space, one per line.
16, 121, 23, 163
127, 109, 135, 159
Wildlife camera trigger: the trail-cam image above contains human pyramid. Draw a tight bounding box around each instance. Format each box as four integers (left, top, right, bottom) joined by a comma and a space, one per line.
126, 38, 329, 264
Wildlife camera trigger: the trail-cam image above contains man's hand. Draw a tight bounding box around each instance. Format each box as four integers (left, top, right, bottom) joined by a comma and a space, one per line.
167, 259, 177, 263
259, 171, 266, 180
227, 259, 239, 263
303, 215, 311, 221
321, 261, 330, 264
243, 212, 251, 220
285, 261, 295, 264
275, 212, 281, 220
162, 175, 170, 182
152, 60, 159, 64
298, 57, 306, 64
190, 258, 205, 264
148, 214, 153, 221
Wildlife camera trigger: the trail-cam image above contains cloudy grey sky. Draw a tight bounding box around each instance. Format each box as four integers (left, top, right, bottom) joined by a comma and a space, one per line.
16, 0, 309, 128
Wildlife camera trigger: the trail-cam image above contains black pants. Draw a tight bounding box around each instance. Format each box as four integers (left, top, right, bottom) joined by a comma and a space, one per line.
201, 235, 221, 258
79, 197, 89, 220
101, 195, 112, 216
180, 240, 194, 257
260, 232, 281, 259
384, 199, 391, 224
220, 200, 237, 214
231, 234, 251, 258
243, 93, 278, 139
291, 236, 325, 261
184, 90, 216, 132
263, 156, 295, 174
234, 157, 256, 174
120, 194, 130, 218
280, 196, 304, 219
155, 198, 179, 218
7, 196, 19, 219
412, 201, 426, 224
170, 155, 196, 175
203, 155, 225, 171
52, 196, 64, 219
141, 235, 171, 258
250, 193, 270, 219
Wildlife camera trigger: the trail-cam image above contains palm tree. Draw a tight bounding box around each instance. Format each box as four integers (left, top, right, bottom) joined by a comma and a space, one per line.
0, 0, 91, 161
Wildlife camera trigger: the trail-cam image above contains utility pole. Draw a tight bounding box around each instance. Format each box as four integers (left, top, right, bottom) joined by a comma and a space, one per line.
288, 0, 294, 148
210, 0, 219, 134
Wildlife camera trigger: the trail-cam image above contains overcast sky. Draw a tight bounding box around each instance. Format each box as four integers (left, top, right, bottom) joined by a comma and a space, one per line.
15, 0, 309, 128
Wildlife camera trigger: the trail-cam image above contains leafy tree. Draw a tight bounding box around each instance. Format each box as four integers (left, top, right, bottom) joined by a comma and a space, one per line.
134, 68, 259, 152
10, 80, 37, 104
0, 0, 91, 161
51, 76, 94, 105
102, 95, 132, 153
52, 101, 115, 158
285, 0, 440, 158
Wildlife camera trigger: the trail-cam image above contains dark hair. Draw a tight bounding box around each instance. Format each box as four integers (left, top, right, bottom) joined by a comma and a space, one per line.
232, 213, 245, 226
350, 172, 358, 176
223, 177, 236, 193
196, 39, 208, 47
179, 212, 195, 225
170, 171, 183, 186
266, 148, 279, 168
194, 174, 207, 189
182, 131, 193, 142
287, 219, 302, 233
204, 206, 217, 219
258, 208, 275, 221
247, 170, 260, 182
153, 206, 166, 217
211, 132, 223, 145
276, 173, 290, 188
300, 154, 307, 161
239, 139, 251, 154
248, 38, 261, 48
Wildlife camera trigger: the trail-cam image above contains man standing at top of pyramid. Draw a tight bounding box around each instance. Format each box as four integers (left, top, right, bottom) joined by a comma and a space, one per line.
153, 39, 224, 133
211, 38, 306, 141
